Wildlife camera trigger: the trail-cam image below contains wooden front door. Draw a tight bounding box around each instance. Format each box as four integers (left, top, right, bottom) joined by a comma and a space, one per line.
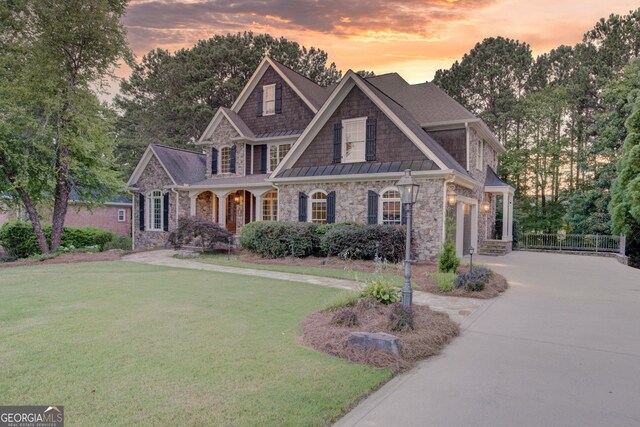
226, 194, 237, 234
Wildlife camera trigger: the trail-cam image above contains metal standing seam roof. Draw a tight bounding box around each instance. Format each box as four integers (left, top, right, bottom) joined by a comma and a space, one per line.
276, 160, 438, 178
189, 174, 271, 187
151, 144, 207, 185
484, 166, 511, 187
253, 129, 304, 139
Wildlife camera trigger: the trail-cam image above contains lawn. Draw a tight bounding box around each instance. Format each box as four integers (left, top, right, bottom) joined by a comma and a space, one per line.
180, 253, 400, 283
0, 261, 391, 426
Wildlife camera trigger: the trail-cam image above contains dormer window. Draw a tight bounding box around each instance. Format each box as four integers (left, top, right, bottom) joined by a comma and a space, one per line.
263, 84, 276, 116
220, 146, 231, 174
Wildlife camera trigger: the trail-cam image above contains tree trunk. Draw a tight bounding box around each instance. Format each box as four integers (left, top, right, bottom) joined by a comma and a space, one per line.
50, 143, 71, 250
15, 187, 50, 254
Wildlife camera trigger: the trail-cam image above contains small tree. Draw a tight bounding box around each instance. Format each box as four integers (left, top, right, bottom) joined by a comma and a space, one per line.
168, 217, 232, 252
439, 211, 460, 273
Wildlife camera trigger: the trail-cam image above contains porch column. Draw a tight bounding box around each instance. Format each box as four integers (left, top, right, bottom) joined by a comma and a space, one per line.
255, 194, 263, 221
508, 193, 514, 239
214, 191, 227, 227
455, 201, 464, 258
189, 193, 197, 217
502, 191, 509, 241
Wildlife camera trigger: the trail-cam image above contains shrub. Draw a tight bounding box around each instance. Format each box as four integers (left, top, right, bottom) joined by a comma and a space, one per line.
432, 272, 456, 292
359, 277, 401, 305
438, 240, 460, 273
168, 217, 231, 251
0, 220, 117, 259
320, 224, 405, 262
331, 307, 359, 327
102, 235, 132, 251
455, 267, 493, 292
387, 303, 414, 331
239, 221, 319, 258
322, 291, 359, 312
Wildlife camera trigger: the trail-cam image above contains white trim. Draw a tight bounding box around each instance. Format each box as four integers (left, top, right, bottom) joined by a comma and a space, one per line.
262, 83, 276, 116
465, 122, 470, 171
378, 186, 402, 225
230, 57, 319, 115
197, 108, 247, 145
271, 71, 449, 177
485, 185, 515, 194
218, 145, 233, 175
454, 198, 479, 258
232, 134, 299, 144
127, 145, 177, 187
104, 202, 133, 207
117, 209, 126, 222
267, 142, 293, 173
308, 189, 328, 224
146, 189, 165, 231
341, 116, 367, 163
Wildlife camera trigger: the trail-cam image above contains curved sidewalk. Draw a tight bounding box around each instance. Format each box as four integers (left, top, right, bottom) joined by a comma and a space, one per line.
123, 250, 485, 324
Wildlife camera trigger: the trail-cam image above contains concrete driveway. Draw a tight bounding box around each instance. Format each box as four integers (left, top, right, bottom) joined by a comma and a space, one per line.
335, 251, 640, 427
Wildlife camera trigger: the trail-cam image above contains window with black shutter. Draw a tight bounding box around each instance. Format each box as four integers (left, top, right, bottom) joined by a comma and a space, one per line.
138, 193, 145, 231
275, 83, 282, 114
211, 147, 218, 174
326, 191, 336, 224
366, 117, 377, 161
367, 190, 379, 224
298, 192, 308, 222
163, 193, 169, 231
333, 123, 342, 163
230, 145, 236, 173
256, 89, 263, 117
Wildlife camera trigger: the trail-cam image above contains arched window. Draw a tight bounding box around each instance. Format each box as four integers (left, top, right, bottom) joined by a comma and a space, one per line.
220, 146, 231, 174
380, 189, 401, 225
149, 190, 163, 230
262, 190, 278, 221
309, 191, 327, 224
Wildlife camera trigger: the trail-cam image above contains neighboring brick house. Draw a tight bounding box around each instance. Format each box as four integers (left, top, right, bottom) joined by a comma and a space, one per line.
0, 192, 132, 237
127, 57, 514, 259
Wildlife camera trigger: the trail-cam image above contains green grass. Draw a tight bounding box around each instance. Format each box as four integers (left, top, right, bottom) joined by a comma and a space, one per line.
181, 253, 402, 283
0, 262, 391, 426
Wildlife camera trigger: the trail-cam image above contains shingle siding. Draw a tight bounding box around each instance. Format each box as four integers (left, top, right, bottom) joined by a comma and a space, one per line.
427, 129, 467, 170
293, 86, 427, 169
237, 66, 316, 136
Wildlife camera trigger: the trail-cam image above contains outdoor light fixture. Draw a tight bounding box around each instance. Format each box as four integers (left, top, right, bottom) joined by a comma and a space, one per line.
396, 169, 420, 308
481, 201, 491, 212
447, 188, 457, 206
234, 194, 242, 204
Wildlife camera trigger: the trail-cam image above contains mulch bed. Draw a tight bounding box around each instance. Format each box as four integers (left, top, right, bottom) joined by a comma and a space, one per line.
226, 251, 508, 299
301, 300, 460, 370
0, 250, 124, 269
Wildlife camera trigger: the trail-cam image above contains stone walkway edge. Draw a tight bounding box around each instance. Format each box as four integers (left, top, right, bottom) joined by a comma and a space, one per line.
123, 250, 486, 324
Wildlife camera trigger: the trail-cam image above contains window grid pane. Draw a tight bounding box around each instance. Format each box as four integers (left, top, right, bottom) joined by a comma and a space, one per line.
381, 190, 402, 225
263, 85, 275, 115
311, 192, 327, 224
220, 147, 231, 174
262, 191, 278, 221
343, 119, 366, 163
151, 191, 162, 230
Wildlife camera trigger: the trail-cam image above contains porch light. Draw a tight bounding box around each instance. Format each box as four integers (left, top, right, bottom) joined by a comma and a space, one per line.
481, 201, 491, 212
234, 194, 242, 204
447, 188, 457, 206
396, 169, 420, 205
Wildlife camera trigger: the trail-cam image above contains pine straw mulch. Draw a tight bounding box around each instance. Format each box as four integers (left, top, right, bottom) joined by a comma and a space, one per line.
228, 251, 508, 299
301, 300, 460, 370
0, 250, 124, 269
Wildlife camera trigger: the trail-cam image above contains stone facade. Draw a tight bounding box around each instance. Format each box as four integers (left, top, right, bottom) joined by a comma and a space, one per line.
293, 86, 427, 168
468, 127, 498, 182
204, 117, 245, 179
277, 177, 445, 261
195, 191, 214, 220
131, 155, 177, 249
237, 66, 315, 135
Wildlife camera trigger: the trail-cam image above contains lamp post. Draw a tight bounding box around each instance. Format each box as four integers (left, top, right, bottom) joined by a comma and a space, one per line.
469, 246, 475, 274
396, 169, 420, 308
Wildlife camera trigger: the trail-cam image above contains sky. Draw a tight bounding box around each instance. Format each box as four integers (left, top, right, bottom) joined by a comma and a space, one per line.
108, 0, 639, 99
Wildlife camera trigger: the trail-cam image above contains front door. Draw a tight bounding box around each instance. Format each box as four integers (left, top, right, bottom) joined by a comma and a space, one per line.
226, 193, 237, 234
463, 204, 472, 256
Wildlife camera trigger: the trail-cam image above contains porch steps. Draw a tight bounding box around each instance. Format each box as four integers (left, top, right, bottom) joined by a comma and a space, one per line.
478, 240, 512, 256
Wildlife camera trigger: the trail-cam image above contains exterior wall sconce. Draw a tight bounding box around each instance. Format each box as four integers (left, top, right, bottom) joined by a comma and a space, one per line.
234, 194, 242, 204
481, 201, 491, 212
447, 188, 457, 206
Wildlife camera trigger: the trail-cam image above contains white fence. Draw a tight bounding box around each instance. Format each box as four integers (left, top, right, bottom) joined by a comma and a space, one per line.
518, 233, 626, 255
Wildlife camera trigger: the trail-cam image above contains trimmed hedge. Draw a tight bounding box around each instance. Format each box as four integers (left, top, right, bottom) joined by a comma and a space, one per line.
239, 221, 405, 261
0, 220, 117, 259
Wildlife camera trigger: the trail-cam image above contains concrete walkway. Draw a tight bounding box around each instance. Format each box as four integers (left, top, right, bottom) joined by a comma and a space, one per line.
335, 251, 640, 427
123, 250, 485, 324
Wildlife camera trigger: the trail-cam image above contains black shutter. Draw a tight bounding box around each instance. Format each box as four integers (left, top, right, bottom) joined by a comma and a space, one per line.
138, 193, 145, 231
401, 203, 407, 225
366, 117, 377, 161
230, 145, 236, 173
211, 147, 218, 174
260, 144, 268, 173
333, 123, 342, 163
275, 83, 282, 114
298, 192, 308, 222
256, 89, 263, 117
367, 190, 379, 224
163, 192, 169, 232
326, 191, 336, 224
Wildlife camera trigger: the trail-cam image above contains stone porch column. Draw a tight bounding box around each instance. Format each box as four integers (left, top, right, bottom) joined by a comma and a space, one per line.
502, 191, 509, 241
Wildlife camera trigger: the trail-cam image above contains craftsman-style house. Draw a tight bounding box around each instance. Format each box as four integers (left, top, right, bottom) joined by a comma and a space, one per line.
127, 57, 514, 259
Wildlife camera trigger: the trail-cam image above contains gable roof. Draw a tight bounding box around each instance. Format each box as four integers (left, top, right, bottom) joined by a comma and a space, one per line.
127, 144, 206, 187
69, 189, 131, 205
271, 70, 472, 179
230, 57, 332, 114
197, 107, 254, 144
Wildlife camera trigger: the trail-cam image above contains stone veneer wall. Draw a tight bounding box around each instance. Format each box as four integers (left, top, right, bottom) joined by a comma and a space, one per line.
203, 117, 245, 179
132, 155, 177, 249
277, 177, 445, 261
